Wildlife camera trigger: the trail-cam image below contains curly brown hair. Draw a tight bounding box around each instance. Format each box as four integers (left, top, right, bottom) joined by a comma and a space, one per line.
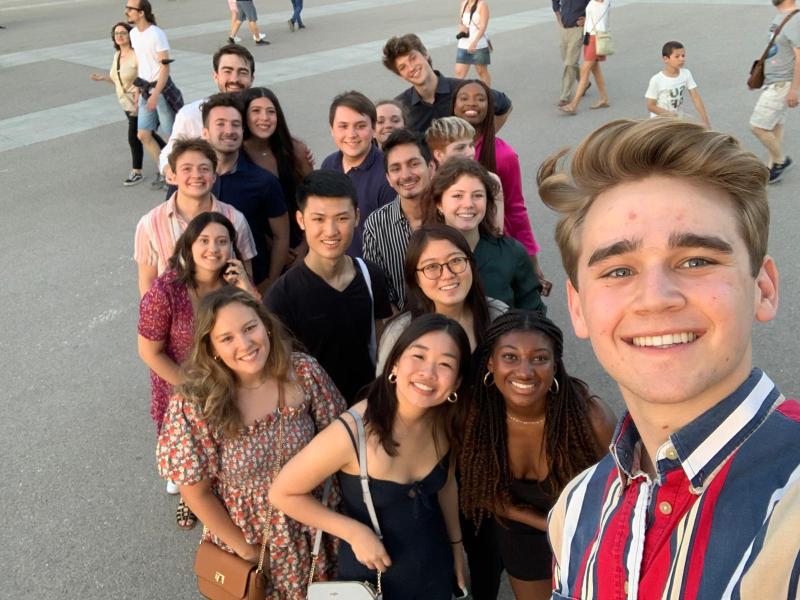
459, 310, 605, 528
177, 288, 294, 438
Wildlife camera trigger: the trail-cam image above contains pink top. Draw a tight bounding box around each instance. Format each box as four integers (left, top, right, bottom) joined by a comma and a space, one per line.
133, 193, 257, 275
157, 353, 346, 597
475, 136, 539, 256
138, 269, 194, 430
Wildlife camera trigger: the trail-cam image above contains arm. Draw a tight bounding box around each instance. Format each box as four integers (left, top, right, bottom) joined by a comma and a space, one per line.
494, 502, 548, 531
490, 173, 505, 234
90, 73, 114, 84
496, 144, 539, 256
146, 49, 170, 111
511, 241, 546, 313
265, 213, 290, 288
688, 89, 710, 128
437, 460, 466, 590
138, 336, 182, 385
468, 2, 490, 52
181, 480, 263, 562
588, 397, 617, 452
787, 47, 800, 109
269, 414, 392, 572
646, 97, 677, 118
494, 105, 511, 133
137, 263, 158, 297
292, 139, 315, 175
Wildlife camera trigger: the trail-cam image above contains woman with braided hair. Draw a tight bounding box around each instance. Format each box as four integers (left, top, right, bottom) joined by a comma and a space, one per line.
459, 310, 616, 599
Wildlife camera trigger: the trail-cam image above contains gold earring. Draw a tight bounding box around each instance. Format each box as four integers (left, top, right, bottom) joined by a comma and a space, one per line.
446, 391, 458, 404
213, 355, 220, 361
550, 378, 560, 395
482, 371, 494, 387
388, 372, 397, 384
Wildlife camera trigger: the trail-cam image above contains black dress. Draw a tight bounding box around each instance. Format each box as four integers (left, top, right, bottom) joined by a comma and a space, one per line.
336, 420, 453, 599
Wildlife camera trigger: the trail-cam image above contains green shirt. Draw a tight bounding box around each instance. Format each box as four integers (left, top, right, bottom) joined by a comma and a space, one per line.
474, 234, 546, 313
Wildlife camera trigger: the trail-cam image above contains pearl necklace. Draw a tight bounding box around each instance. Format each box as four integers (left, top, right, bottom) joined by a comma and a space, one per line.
506, 413, 545, 425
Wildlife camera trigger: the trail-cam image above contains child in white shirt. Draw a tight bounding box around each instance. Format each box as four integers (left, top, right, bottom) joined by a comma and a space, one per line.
645, 41, 710, 127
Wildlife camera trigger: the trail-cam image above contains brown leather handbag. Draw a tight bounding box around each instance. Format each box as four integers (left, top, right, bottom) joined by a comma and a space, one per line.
748, 10, 799, 90
193, 387, 286, 600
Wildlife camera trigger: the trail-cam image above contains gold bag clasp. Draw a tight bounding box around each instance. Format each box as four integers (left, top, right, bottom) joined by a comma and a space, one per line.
214, 572, 225, 584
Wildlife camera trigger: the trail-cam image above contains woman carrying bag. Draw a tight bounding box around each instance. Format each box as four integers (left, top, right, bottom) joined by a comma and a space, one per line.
560, 0, 611, 114
156, 287, 346, 599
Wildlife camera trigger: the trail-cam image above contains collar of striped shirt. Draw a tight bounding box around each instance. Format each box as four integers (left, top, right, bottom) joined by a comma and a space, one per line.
610, 368, 783, 492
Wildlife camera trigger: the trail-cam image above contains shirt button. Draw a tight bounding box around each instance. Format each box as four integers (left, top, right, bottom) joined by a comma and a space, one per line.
665, 446, 678, 461
659, 501, 673, 515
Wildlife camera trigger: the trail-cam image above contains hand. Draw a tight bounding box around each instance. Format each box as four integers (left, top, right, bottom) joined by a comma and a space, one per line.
90, 73, 105, 82
452, 542, 467, 591
540, 278, 553, 297
576, 16, 585, 26
285, 247, 299, 268
468, 42, 477, 53
146, 93, 158, 112
349, 523, 392, 572
236, 542, 266, 565
458, 24, 469, 34
223, 259, 252, 292
303, 144, 315, 168
787, 89, 799, 108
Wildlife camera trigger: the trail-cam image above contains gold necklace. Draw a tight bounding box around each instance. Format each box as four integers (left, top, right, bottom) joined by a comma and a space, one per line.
506, 413, 545, 425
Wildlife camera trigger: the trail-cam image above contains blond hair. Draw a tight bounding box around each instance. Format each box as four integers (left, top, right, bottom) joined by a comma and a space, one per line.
537, 118, 770, 287
425, 116, 476, 154
177, 288, 294, 438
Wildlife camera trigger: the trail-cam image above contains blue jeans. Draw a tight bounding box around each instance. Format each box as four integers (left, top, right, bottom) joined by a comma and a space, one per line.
137, 92, 175, 136
290, 0, 303, 24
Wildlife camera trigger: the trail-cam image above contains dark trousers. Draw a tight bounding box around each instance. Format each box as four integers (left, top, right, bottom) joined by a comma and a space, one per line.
126, 111, 165, 170
462, 513, 504, 599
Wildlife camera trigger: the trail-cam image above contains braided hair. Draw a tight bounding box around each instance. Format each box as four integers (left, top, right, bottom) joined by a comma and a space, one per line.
459, 310, 604, 528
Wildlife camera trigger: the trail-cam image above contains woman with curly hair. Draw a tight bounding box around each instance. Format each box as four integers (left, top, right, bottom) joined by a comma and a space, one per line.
156, 287, 346, 598
459, 310, 616, 599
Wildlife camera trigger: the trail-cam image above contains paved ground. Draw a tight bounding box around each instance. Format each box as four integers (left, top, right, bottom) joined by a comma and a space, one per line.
1, 0, 797, 597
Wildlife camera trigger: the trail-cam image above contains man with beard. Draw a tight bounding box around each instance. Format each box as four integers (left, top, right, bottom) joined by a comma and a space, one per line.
201, 94, 289, 292
158, 44, 255, 180
362, 129, 435, 311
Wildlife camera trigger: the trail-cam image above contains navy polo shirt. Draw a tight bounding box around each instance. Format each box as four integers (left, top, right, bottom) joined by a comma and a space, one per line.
552, 0, 590, 27
212, 152, 287, 284
395, 70, 513, 132
320, 143, 395, 258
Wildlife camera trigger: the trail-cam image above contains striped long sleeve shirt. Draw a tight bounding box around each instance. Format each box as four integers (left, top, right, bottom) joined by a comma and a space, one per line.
548, 369, 800, 600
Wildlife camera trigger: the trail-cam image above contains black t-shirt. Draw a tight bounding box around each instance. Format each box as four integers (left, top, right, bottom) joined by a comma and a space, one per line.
265, 258, 393, 405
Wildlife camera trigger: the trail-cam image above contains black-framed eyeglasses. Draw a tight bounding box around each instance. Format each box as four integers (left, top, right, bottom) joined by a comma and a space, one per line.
125, 5, 142, 11
114, 30, 130, 36
416, 256, 469, 280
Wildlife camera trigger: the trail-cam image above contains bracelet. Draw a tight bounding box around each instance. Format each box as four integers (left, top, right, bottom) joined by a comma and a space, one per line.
449, 538, 463, 545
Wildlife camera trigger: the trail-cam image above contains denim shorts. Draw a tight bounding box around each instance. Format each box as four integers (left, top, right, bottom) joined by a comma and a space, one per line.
456, 46, 491, 65
236, 0, 258, 21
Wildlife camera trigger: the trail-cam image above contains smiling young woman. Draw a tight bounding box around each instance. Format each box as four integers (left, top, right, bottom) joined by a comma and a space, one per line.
459, 310, 616, 599
156, 287, 346, 597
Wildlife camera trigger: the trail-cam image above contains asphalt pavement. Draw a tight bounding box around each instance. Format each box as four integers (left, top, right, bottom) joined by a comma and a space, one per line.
0, 0, 797, 597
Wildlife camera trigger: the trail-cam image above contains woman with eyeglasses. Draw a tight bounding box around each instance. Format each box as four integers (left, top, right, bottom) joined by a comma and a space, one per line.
376, 224, 507, 374
423, 158, 546, 313
90, 22, 164, 186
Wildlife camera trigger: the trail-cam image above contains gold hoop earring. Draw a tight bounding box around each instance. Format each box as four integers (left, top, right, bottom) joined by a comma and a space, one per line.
388, 372, 397, 384
213, 355, 220, 361
550, 378, 560, 395
446, 391, 458, 404
482, 371, 494, 387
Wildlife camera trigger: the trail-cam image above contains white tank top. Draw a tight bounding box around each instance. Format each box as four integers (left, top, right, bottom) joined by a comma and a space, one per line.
458, 0, 489, 50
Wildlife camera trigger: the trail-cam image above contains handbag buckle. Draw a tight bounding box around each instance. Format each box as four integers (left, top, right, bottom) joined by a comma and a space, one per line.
214, 571, 225, 585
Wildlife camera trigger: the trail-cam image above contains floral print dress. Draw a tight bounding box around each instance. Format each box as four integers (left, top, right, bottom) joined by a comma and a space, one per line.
157, 353, 347, 599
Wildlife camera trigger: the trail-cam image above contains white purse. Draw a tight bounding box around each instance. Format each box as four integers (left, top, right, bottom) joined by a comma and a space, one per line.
307, 409, 383, 599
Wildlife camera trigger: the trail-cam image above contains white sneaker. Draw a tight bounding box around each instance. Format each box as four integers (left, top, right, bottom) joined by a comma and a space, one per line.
233, 36, 242, 43
166, 480, 180, 495
254, 33, 266, 41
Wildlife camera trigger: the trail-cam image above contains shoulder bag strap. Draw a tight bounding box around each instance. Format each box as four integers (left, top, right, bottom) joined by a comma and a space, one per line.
759, 9, 800, 63
347, 408, 383, 538
354, 258, 377, 366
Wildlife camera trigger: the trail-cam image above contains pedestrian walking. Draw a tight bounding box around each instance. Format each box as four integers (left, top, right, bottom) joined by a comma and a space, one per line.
454, 0, 492, 85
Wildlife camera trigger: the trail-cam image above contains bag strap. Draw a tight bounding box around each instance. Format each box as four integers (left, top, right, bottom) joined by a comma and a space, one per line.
758, 9, 800, 62
354, 258, 377, 366
589, 2, 611, 34
202, 383, 286, 575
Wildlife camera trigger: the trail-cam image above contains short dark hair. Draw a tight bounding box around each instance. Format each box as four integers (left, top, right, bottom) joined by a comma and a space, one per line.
662, 40, 684, 57
167, 138, 218, 172
212, 44, 255, 76
328, 91, 377, 127
201, 93, 245, 127
296, 170, 359, 212
382, 34, 433, 74
382, 128, 434, 172
168, 212, 241, 287
110, 21, 132, 51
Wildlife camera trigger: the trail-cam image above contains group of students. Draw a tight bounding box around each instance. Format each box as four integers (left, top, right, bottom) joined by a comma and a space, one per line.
129, 25, 799, 600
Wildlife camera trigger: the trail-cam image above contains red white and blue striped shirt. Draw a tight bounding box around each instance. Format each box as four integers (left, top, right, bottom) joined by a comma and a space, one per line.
548, 369, 800, 600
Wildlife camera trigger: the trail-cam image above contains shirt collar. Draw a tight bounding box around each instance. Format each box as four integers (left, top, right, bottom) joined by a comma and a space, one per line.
610, 369, 782, 491
165, 192, 222, 221
388, 197, 409, 225
335, 143, 381, 172
409, 70, 450, 105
